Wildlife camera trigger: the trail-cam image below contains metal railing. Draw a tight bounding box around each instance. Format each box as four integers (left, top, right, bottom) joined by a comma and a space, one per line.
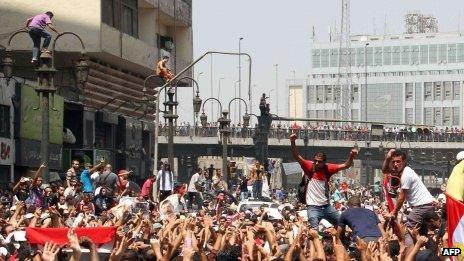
158, 126, 464, 143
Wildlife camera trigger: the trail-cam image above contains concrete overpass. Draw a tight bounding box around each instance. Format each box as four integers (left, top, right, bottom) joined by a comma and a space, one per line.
157, 127, 461, 184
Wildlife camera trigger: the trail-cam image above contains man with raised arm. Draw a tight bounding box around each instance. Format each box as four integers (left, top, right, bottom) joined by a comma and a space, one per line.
290, 133, 358, 228
383, 149, 435, 246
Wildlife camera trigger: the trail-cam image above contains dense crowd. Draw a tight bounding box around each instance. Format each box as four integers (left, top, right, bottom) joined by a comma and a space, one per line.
0, 133, 459, 260
159, 122, 464, 142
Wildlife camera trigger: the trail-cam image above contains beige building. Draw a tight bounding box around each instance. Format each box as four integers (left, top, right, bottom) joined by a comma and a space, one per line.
0, 0, 193, 180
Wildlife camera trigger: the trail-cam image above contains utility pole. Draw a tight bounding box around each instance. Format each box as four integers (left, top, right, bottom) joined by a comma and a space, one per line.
238, 37, 243, 123
274, 64, 278, 116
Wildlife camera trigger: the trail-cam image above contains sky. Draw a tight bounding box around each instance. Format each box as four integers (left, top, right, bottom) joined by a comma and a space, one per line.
174, 0, 463, 125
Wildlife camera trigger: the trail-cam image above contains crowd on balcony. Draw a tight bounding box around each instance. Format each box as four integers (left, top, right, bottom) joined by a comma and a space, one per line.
158, 121, 464, 142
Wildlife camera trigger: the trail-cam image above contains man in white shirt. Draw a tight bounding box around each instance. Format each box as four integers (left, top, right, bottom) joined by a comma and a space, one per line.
157, 163, 174, 201
383, 149, 435, 245
187, 168, 205, 210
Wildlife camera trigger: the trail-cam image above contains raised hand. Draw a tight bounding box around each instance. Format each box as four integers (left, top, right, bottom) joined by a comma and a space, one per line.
41, 241, 60, 261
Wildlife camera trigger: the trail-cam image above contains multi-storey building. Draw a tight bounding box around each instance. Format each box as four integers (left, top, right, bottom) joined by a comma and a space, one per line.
0, 0, 192, 182
308, 32, 464, 127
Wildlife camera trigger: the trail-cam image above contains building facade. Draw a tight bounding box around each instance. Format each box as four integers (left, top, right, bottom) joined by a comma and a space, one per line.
308, 32, 464, 127
0, 0, 193, 183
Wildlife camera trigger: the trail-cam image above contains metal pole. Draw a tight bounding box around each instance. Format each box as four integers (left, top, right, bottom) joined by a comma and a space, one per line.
364, 43, 369, 123
41, 92, 50, 184
210, 54, 213, 119
222, 133, 228, 185
274, 64, 278, 115
239, 37, 243, 124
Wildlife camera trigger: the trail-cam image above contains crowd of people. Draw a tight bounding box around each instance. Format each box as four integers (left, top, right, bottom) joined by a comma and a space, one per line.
0, 130, 460, 260
159, 122, 464, 143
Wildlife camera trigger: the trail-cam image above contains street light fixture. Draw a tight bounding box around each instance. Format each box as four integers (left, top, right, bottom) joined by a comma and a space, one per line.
5, 30, 88, 184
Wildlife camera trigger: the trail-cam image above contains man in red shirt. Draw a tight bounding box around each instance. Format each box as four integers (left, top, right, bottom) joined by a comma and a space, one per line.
290, 133, 358, 228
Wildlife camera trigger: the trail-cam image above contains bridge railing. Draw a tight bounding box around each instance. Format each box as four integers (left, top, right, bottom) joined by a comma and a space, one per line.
157, 126, 464, 143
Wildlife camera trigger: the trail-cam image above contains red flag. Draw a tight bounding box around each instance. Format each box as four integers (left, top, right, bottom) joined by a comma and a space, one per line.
26, 227, 117, 245
446, 194, 464, 256
382, 176, 395, 212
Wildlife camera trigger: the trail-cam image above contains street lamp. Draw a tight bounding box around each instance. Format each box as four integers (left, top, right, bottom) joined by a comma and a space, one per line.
218, 77, 225, 119
145, 74, 202, 175
200, 97, 249, 185
238, 37, 244, 123
5, 30, 88, 184
274, 64, 278, 116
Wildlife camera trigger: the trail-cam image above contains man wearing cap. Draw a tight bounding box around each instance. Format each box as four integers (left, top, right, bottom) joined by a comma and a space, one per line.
446, 151, 464, 202
157, 163, 174, 201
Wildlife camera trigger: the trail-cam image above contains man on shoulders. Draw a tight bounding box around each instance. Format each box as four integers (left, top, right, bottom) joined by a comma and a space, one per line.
383, 149, 435, 245
290, 132, 358, 228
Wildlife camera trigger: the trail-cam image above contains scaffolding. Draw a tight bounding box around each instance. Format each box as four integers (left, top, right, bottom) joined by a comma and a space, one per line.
405, 12, 438, 34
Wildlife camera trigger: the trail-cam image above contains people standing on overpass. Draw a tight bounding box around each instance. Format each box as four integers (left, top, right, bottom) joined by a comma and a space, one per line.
383, 149, 435, 246
290, 132, 358, 228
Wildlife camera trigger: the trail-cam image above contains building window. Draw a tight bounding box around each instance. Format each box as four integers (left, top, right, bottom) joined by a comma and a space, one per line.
320, 49, 329, 67
434, 82, 442, 101
405, 108, 413, 124
366, 47, 373, 66
392, 46, 401, 65
122, 0, 138, 37
405, 83, 413, 101
444, 81, 452, 100
351, 109, 358, 121
0, 105, 10, 138
458, 43, 464, 63
102, 0, 138, 38
453, 81, 461, 100
448, 44, 457, 63
316, 110, 324, 119
326, 86, 332, 103
438, 44, 447, 62
434, 108, 442, 126
401, 46, 410, 65
424, 108, 433, 125
424, 82, 432, 101
443, 107, 452, 126
410, 45, 419, 64
374, 47, 382, 66
330, 49, 339, 67
453, 107, 460, 126
420, 45, 428, 64
333, 85, 341, 102
356, 48, 364, 66
429, 44, 437, 63
383, 46, 391, 65
352, 85, 359, 103
312, 50, 321, 68
316, 85, 324, 103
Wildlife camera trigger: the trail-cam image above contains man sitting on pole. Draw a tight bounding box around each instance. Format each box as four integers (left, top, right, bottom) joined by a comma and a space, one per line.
155, 56, 174, 82
290, 132, 358, 228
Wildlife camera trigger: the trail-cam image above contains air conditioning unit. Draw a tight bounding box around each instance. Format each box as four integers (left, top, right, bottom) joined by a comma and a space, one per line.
165, 41, 175, 51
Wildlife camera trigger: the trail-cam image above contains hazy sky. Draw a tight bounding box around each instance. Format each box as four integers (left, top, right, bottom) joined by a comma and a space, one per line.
174, 0, 463, 125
